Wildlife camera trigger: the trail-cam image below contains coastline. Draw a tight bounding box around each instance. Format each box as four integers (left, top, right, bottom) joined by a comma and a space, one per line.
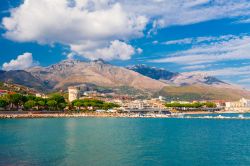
0, 110, 249, 119
0, 112, 171, 119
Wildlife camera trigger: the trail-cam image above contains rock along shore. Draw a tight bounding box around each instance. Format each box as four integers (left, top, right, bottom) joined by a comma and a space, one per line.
0, 112, 171, 119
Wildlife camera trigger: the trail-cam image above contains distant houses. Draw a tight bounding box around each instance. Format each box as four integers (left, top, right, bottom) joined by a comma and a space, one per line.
0, 90, 8, 97
225, 98, 250, 112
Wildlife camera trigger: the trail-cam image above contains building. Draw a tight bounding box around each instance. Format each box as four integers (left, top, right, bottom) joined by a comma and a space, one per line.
68, 86, 80, 102
36, 93, 48, 99
225, 98, 250, 112
121, 99, 166, 110
0, 90, 8, 96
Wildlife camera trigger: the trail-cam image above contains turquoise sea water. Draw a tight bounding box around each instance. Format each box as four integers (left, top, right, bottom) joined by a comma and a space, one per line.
1, 116, 250, 166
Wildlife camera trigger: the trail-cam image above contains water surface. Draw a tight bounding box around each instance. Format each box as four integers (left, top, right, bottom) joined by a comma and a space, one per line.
1, 117, 250, 165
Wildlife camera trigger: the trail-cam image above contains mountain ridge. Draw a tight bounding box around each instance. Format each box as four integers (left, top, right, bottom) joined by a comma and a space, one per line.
26, 59, 167, 92
1, 59, 249, 100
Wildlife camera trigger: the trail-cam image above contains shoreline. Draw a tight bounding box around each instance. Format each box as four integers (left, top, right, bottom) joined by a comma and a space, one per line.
0, 112, 171, 119
0, 111, 249, 119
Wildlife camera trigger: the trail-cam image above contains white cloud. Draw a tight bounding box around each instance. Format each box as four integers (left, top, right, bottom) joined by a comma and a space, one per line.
2, 0, 148, 60
182, 64, 211, 70
164, 38, 193, 45
2, 52, 37, 71
152, 34, 250, 65
121, 0, 250, 32
83, 40, 135, 60
2, 0, 250, 60
235, 18, 250, 23
152, 40, 159, 44
136, 48, 143, 54
163, 35, 237, 45
66, 52, 76, 59
184, 66, 250, 77
238, 78, 250, 83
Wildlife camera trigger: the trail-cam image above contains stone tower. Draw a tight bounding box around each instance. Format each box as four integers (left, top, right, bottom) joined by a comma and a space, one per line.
68, 86, 80, 102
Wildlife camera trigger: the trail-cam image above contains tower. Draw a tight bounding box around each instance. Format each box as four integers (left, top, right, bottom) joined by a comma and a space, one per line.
68, 86, 80, 102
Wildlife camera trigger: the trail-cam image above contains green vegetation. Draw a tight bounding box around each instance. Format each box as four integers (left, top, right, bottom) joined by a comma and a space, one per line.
24, 100, 36, 110
0, 99, 8, 108
71, 99, 119, 111
0, 92, 119, 112
165, 102, 216, 108
0, 93, 67, 111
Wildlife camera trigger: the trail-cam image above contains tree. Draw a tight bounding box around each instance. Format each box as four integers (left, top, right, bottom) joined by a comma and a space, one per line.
49, 94, 66, 111
8, 94, 25, 110
47, 100, 57, 111
58, 103, 66, 110
205, 102, 217, 108
24, 100, 36, 110
50, 94, 65, 104
72, 99, 119, 111
102, 103, 120, 110
73, 101, 84, 111
26, 95, 36, 101
37, 100, 46, 110
0, 99, 8, 109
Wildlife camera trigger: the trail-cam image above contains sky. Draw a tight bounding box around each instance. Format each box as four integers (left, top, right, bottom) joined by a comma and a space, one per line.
1, 0, 250, 88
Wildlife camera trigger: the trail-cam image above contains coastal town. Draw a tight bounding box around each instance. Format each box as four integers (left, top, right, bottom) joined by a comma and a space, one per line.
1, 82, 250, 118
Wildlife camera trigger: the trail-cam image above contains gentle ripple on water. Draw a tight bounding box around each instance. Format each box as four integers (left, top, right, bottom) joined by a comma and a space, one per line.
0, 117, 250, 166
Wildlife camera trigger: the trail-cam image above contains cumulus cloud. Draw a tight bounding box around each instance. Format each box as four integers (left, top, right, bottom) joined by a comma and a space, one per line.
2, 0, 148, 60
2, 52, 37, 71
82, 40, 135, 60
152, 34, 250, 65
2, 0, 250, 60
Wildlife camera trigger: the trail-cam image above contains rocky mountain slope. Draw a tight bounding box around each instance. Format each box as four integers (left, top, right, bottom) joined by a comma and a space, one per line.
0, 70, 49, 91
1, 60, 249, 100
127, 65, 234, 88
127, 64, 250, 100
127, 64, 178, 80
26, 59, 166, 92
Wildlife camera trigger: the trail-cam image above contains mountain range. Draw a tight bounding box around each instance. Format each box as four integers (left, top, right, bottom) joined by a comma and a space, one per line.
1, 59, 249, 100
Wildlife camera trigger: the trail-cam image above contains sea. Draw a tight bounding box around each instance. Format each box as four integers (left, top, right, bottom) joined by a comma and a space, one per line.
1, 113, 250, 166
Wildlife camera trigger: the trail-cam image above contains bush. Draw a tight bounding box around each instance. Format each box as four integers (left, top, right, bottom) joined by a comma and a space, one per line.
24, 100, 36, 110
0, 99, 8, 108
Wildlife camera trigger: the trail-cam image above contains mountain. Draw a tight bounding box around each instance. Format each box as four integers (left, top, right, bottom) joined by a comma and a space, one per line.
127, 64, 250, 100
127, 65, 231, 88
0, 81, 39, 95
127, 64, 178, 80
1, 60, 250, 100
0, 70, 50, 91
26, 59, 166, 92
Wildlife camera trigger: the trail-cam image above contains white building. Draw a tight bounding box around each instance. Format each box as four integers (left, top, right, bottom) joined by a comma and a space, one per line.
225, 98, 250, 112
68, 86, 80, 102
36, 93, 48, 99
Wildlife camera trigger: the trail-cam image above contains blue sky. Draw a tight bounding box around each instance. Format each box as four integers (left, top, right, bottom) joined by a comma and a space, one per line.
1, 0, 250, 88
